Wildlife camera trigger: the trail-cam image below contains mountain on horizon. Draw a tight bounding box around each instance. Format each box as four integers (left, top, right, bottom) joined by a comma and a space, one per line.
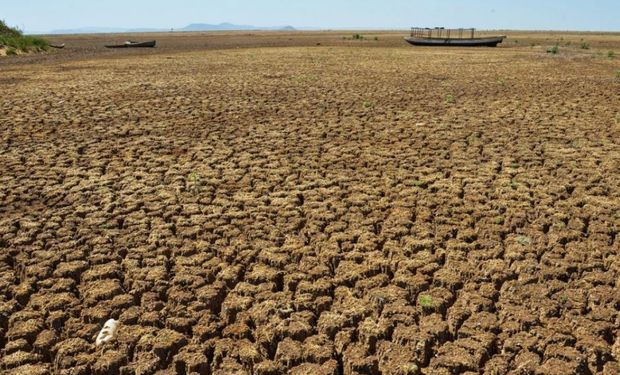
47, 27, 166, 34
44, 23, 296, 35
181, 22, 296, 32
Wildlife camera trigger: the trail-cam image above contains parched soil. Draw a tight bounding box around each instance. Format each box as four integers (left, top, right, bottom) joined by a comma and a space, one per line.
1, 32, 619, 375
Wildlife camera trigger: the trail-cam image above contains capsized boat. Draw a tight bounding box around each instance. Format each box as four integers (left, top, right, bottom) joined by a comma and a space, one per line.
405, 28, 505, 47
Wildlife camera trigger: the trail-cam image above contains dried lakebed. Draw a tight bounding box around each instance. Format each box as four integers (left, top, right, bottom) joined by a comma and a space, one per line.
1, 36, 620, 374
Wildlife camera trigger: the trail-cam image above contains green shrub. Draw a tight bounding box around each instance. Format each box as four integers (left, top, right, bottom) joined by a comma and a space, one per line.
0, 19, 21, 37
608, 50, 615, 59
5, 47, 17, 56
187, 172, 202, 194
547, 44, 559, 54
580, 42, 590, 49
0, 19, 48, 53
418, 295, 434, 308
516, 235, 531, 246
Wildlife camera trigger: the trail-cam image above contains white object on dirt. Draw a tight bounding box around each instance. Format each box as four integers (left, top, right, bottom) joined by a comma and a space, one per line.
96, 319, 119, 346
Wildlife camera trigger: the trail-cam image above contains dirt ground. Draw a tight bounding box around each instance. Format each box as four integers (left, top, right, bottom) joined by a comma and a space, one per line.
1, 31, 619, 375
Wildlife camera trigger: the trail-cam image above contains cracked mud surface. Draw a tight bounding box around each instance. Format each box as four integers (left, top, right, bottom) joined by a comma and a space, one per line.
1, 32, 620, 374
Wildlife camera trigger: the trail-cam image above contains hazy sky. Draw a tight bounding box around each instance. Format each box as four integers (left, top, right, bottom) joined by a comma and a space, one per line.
4, 0, 619, 33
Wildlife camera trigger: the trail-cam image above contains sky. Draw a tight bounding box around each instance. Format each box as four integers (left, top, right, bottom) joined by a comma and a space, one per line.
3, 0, 619, 33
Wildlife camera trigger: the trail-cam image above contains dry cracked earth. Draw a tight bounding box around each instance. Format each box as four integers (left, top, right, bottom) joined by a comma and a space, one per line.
1, 32, 620, 375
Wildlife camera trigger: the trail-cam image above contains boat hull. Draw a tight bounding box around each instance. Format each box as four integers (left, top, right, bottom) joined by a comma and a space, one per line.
405, 36, 505, 47
105, 40, 156, 48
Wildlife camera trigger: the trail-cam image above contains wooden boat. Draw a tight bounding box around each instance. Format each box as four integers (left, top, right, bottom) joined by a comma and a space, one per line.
105, 40, 156, 49
49, 43, 65, 49
405, 28, 505, 47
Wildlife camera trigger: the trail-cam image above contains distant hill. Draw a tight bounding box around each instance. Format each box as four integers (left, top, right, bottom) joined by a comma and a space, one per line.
45, 23, 296, 35
181, 23, 296, 31
48, 27, 167, 34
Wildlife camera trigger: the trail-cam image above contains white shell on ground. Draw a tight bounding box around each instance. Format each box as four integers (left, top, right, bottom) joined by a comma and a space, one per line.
95, 319, 119, 346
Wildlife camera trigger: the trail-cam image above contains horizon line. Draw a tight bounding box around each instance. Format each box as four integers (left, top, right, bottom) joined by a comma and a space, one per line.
26, 27, 620, 36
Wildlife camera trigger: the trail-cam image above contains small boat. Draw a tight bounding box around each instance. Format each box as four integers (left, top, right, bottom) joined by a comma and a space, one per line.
105, 40, 156, 49
405, 27, 506, 47
49, 43, 65, 49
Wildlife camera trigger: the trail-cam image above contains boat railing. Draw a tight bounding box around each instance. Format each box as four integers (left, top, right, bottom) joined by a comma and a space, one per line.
410, 27, 476, 39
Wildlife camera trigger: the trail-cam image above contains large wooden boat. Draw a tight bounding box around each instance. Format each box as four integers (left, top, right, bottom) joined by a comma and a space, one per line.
405, 28, 506, 47
105, 40, 156, 49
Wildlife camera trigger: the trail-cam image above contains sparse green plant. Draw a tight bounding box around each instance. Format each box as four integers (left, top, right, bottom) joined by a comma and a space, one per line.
564, 41, 571, 46
546, 44, 559, 54
5, 46, 17, 56
188, 172, 201, 194
497, 78, 505, 85
494, 216, 504, 225
560, 295, 568, 304
374, 36, 379, 41
509, 162, 520, 168
616, 112, 620, 124
571, 139, 583, 149
580, 42, 590, 50
516, 235, 532, 246
352, 33, 364, 40
466, 133, 479, 146
418, 294, 434, 308
510, 179, 519, 189
608, 50, 615, 59
363, 101, 372, 108
616, 70, 620, 78
445, 94, 455, 104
